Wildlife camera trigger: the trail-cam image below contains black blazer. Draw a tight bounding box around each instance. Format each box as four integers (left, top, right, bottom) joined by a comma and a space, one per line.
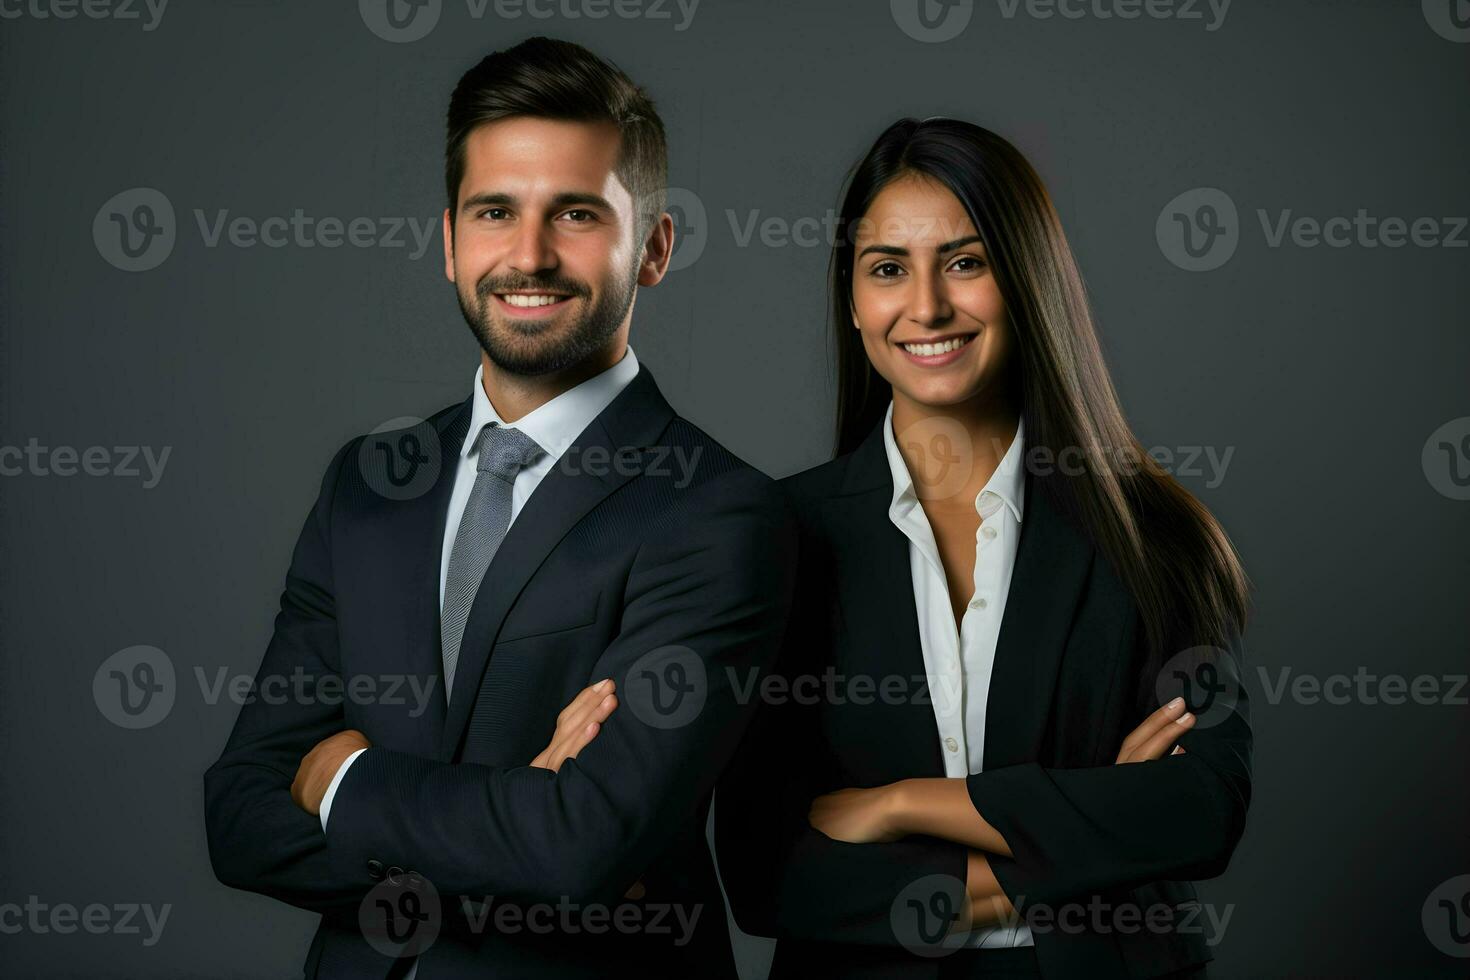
715, 419, 1252, 979
204, 365, 797, 979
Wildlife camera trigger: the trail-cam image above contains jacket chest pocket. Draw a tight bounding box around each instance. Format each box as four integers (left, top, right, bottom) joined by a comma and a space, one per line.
497, 586, 603, 644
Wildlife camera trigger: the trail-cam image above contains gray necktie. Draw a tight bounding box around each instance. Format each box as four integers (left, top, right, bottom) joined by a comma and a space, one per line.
440, 423, 544, 702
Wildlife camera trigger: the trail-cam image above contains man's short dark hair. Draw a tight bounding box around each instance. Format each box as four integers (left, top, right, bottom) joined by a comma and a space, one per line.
445, 36, 668, 237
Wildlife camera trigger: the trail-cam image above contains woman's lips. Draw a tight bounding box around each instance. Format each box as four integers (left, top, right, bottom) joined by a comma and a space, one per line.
895, 333, 975, 367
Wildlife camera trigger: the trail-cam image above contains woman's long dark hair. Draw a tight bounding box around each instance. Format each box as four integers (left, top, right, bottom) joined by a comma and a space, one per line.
831, 117, 1248, 663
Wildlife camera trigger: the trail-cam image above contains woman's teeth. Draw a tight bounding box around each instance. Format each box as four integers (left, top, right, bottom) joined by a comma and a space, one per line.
901, 336, 971, 356
500, 294, 566, 308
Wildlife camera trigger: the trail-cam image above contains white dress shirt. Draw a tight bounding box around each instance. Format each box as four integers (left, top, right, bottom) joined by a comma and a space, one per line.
319, 346, 640, 831
881, 401, 1033, 949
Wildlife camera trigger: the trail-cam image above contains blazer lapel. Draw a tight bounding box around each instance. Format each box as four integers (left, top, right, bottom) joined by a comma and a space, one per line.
828, 421, 949, 778
982, 477, 1093, 769
361, 400, 468, 758
437, 366, 675, 761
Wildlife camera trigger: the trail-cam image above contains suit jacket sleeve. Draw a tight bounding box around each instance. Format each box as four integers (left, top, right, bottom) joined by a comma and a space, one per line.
715, 529, 971, 946
202, 437, 371, 917
966, 615, 1253, 911
320, 467, 799, 907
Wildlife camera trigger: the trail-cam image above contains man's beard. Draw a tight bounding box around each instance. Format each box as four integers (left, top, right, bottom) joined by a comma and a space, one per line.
456, 255, 639, 377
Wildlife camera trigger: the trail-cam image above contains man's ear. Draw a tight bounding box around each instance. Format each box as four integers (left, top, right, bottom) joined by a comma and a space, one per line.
637, 211, 676, 287
442, 208, 455, 283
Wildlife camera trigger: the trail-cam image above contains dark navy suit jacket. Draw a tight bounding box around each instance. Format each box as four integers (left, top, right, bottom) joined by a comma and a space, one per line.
204, 365, 797, 978
716, 418, 1251, 979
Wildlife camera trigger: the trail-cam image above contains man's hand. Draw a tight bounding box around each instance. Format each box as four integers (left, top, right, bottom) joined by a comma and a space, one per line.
291, 730, 371, 816
529, 678, 617, 773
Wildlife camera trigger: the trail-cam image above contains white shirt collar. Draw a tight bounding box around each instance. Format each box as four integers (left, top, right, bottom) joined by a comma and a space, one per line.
882, 401, 1026, 523
460, 346, 640, 463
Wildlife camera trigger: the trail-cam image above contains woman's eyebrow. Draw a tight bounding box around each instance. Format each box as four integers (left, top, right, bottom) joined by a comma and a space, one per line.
857, 234, 983, 259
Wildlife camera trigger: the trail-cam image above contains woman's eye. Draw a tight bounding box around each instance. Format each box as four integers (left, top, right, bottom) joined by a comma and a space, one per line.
870, 261, 904, 279
950, 255, 986, 273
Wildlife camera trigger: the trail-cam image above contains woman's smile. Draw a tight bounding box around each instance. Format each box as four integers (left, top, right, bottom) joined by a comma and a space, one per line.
894, 330, 978, 366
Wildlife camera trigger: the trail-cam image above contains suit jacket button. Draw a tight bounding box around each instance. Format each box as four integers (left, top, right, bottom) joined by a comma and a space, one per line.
366, 860, 385, 880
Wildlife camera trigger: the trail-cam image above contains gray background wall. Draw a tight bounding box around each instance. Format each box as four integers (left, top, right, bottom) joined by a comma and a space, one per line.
1, 0, 1467, 976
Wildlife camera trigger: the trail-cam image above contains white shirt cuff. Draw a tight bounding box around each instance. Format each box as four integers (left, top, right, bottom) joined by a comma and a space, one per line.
318, 747, 367, 832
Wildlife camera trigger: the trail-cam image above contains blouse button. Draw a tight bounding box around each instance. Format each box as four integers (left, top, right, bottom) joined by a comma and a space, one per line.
944, 737, 959, 752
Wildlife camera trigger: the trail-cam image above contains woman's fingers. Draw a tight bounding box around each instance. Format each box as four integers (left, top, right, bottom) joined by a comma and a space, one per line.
1115, 697, 1188, 763
1131, 709, 1193, 761
1116, 698, 1198, 764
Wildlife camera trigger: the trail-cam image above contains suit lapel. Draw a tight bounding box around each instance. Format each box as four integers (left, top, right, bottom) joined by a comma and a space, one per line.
981, 477, 1093, 769
831, 421, 1096, 775
829, 422, 949, 778
365, 400, 468, 758
437, 367, 675, 761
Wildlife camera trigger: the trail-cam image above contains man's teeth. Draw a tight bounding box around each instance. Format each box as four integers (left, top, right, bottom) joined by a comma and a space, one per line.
501, 294, 565, 308
901, 336, 971, 357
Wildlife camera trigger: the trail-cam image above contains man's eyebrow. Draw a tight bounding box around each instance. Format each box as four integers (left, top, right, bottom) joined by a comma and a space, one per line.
856, 233, 984, 260
458, 191, 617, 214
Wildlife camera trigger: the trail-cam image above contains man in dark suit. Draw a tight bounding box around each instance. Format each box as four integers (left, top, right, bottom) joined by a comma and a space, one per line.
203, 36, 796, 979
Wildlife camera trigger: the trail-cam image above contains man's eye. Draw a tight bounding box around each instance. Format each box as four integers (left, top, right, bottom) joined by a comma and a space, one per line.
563, 210, 594, 222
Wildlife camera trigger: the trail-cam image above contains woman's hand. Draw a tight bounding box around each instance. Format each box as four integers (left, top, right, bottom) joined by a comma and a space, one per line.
809, 784, 907, 844
1114, 696, 1193, 764
807, 696, 1195, 848
529, 678, 618, 772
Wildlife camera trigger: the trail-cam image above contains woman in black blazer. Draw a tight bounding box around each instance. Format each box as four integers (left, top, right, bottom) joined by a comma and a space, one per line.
715, 118, 1252, 978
